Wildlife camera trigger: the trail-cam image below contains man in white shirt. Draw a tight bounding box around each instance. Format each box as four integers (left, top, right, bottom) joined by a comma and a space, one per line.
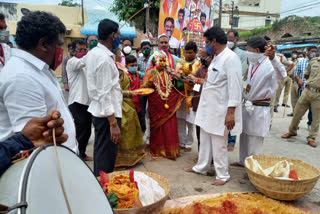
0, 11, 78, 153
86, 19, 123, 175
185, 27, 243, 186
231, 37, 286, 167
67, 39, 93, 161
164, 17, 180, 49
0, 13, 11, 72
226, 30, 248, 151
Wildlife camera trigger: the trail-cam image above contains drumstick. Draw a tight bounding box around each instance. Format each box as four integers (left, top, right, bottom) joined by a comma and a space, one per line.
283, 79, 292, 118
52, 103, 73, 214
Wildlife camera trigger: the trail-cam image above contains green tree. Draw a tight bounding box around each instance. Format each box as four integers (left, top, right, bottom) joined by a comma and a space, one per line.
59, 0, 81, 7
110, 0, 160, 35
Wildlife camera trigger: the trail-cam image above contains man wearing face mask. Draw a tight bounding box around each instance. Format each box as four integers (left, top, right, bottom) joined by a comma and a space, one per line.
231, 37, 286, 168
282, 46, 319, 147
137, 40, 152, 135
287, 51, 299, 116
285, 47, 317, 126
187, 48, 212, 149
185, 27, 242, 186
121, 39, 132, 66
66, 40, 93, 161
0, 13, 11, 72
86, 19, 122, 175
86, 35, 98, 50
0, 11, 78, 153
226, 30, 248, 152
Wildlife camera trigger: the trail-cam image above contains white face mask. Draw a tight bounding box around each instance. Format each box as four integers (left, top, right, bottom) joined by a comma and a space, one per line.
227, 41, 235, 49
123, 46, 132, 55
247, 51, 263, 65
292, 54, 297, 59
138, 53, 144, 58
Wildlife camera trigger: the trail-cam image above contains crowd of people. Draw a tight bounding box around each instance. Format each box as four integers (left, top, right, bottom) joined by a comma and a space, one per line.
0, 11, 319, 186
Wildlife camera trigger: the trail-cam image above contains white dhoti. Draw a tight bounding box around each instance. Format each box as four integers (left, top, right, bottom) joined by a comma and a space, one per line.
239, 132, 264, 165
193, 128, 230, 181
177, 118, 194, 148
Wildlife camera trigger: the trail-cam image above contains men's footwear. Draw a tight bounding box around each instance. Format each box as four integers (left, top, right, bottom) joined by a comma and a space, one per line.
287, 113, 294, 117
308, 141, 317, 147
281, 133, 296, 138
282, 104, 290, 107
184, 148, 192, 152
227, 145, 234, 152
274, 108, 278, 113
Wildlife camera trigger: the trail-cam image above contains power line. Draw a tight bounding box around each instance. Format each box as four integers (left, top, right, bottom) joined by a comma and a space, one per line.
281, 1, 320, 14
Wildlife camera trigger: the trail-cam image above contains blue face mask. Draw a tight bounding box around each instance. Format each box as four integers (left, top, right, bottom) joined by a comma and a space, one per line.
206, 44, 213, 56
128, 66, 138, 73
112, 36, 120, 49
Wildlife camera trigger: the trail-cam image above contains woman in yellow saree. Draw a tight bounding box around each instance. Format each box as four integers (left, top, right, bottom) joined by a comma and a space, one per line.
114, 52, 145, 168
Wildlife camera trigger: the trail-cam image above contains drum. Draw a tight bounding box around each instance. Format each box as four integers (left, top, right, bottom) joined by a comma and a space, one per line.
0, 145, 114, 214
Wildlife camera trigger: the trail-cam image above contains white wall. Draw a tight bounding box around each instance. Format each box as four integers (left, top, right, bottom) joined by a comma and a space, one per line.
211, 0, 281, 30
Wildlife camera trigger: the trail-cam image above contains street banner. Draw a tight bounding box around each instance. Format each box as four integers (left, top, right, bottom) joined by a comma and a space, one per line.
158, 0, 211, 49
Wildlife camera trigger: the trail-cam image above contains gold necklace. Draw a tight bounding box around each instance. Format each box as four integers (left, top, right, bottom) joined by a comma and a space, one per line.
153, 69, 172, 109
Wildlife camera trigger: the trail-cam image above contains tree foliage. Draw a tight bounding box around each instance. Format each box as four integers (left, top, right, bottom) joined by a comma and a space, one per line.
58, 0, 81, 7
110, 0, 160, 34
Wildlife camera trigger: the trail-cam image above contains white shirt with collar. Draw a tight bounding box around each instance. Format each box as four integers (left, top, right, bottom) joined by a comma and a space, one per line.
169, 36, 179, 49
86, 43, 122, 118
0, 43, 11, 72
66, 55, 90, 106
195, 47, 243, 136
243, 55, 287, 137
0, 48, 78, 152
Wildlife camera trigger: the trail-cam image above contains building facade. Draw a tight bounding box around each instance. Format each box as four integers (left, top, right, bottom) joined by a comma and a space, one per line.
211, 0, 281, 31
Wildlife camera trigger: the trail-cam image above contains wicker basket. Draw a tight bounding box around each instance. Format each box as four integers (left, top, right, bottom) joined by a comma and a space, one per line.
104, 171, 170, 214
245, 155, 320, 201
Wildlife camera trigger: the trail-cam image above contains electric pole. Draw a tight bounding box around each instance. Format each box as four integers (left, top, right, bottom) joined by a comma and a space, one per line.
218, 0, 222, 27
230, 1, 234, 30
146, 1, 150, 38
81, 0, 84, 26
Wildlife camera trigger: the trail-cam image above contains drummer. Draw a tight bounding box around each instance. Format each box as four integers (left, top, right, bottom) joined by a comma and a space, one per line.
0, 110, 67, 175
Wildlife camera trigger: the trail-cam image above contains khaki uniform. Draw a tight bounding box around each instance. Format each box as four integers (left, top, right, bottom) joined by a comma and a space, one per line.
274, 55, 292, 106
270, 54, 292, 117
289, 58, 320, 142
288, 59, 299, 112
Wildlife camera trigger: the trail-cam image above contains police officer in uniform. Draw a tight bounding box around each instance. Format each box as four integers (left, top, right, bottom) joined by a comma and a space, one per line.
282, 55, 320, 147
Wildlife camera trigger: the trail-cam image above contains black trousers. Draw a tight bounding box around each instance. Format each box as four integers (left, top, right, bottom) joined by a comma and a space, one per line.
69, 102, 92, 158
92, 116, 121, 176
139, 96, 147, 133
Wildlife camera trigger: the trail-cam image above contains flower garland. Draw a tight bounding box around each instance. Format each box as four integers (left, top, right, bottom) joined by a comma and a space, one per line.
152, 68, 173, 109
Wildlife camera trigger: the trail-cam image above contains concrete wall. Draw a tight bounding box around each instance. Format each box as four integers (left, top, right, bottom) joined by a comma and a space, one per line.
0, 2, 87, 77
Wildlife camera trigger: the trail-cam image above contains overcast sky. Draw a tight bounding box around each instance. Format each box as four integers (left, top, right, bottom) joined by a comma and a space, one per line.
2, 0, 319, 18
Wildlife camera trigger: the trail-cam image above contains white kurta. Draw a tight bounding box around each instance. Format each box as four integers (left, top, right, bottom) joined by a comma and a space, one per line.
194, 47, 243, 136
243, 56, 287, 137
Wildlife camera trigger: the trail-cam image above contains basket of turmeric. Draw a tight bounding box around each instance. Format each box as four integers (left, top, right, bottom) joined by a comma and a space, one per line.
98, 170, 170, 214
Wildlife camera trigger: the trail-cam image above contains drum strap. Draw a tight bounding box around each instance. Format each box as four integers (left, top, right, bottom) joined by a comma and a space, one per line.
0, 202, 28, 214
53, 126, 73, 214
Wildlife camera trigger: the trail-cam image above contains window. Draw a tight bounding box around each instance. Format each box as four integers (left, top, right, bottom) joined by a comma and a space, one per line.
231, 17, 239, 28
214, 18, 219, 26
265, 19, 271, 26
